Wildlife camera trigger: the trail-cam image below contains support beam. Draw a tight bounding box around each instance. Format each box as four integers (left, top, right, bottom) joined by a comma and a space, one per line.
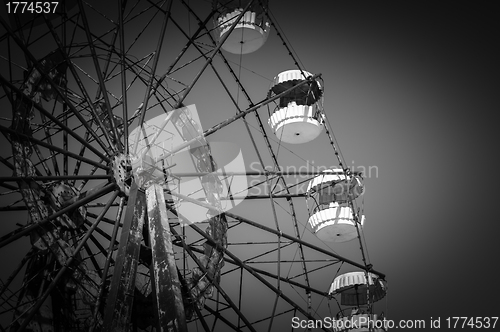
102, 182, 146, 331
146, 184, 187, 332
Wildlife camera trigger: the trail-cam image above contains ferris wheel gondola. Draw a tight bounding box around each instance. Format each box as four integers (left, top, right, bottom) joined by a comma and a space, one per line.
306, 169, 365, 242
329, 272, 388, 332
213, 0, 271, 54
268, 69, 325, 144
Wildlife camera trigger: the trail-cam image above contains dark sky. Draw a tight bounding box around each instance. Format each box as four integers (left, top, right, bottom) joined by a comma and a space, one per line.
281, 0, 499, 327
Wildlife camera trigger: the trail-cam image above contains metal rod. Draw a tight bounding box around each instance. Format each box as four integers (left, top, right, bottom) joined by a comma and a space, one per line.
118, 0, 129, 154
192, 300, 212, 332
187, 223, 332, 332
83, 243, 103, 278
132, 0, 174, 155
153, 5, 217, 102
0, 73, 110, 162
203, 73, 321, 139
62, 8, 68, 178
31, 145, 53, 177
84, 228, 112, 263
0, 155, 14, 170
243, 265, 328, 297
154, 73, 322, 163
76, 0, 122, 152
138, 110, 175, 159
169, 170, 349, 177
0, 15, 113, 157
0, 124, 109, 171
249, 308, 296, 326
146, 184, 187, 332
130, 0, 240, 114
0, 175, 111, 182
90, 196, 125, 332
0, 183, 116, 249
168, 225, 257, 332
239, 259, 338, 264
0, 183, 19, 192
102, 182, 146, 331
15, 190, 119, 332
203, 305, 243, 332
173, 0, 256, 110
228, 210, 385, 278
266, 178, 282, 332
0, 249, 34, 299
38, 111, 60, 176
169, 190, 386, 279
42, 13, 119, 156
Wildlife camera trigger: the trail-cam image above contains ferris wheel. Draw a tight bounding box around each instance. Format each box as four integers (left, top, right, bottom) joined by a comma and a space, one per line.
0, 1, 387, 331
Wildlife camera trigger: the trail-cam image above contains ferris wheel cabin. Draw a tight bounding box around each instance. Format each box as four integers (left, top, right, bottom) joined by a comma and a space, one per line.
307, 169, 365, 242
268, 69, 324, 144
329, 272, 387, 332
213, 0, 271, 54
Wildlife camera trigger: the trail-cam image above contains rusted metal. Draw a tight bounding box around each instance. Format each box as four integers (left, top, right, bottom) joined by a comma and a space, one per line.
5, 50, 108, 331
168, 224, 256, 332
0, 73, 109, 162
15, 191, 119, 332
146, 183, 187, 332
169, 105, 228, 314
102, 182, 147, 331
0, 183, 116, 249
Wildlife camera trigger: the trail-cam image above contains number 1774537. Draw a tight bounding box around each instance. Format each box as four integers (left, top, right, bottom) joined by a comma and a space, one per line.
5, 2, 59, 14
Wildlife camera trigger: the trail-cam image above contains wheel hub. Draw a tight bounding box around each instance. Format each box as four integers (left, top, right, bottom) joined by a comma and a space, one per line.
110, 154, 133, 196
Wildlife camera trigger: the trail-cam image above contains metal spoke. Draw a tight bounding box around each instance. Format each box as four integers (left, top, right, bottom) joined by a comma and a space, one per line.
0, 183, 116, 249
0, 74, 110, 162
14, 190, 119, 332
0, 124, 108, 171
